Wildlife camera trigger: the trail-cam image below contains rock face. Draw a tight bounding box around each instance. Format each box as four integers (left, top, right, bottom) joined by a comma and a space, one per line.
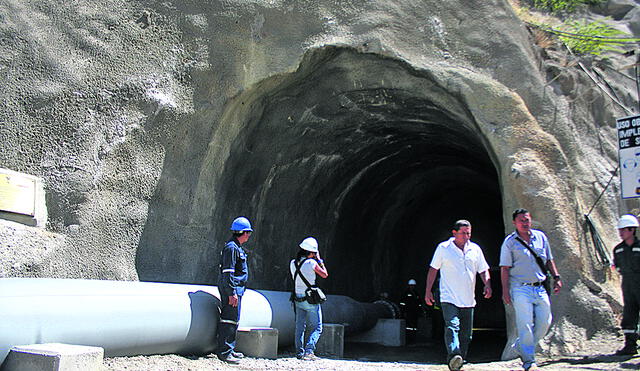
1, 0, 639, 350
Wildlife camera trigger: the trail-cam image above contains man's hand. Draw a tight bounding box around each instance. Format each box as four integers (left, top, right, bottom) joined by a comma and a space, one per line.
424, 291, 435, 306
483, 283, 492, 299
502, 291, 511, 305
553, 278, 562, 294
229, 294, 239, 307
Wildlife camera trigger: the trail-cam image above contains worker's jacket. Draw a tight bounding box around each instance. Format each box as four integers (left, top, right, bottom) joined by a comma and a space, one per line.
219, 238, 249, 297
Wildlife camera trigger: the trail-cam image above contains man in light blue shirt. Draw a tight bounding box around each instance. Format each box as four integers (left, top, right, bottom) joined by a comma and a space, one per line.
500, 209, 562, 371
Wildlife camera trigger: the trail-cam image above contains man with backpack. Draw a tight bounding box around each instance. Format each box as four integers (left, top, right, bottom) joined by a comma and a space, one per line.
290, 237, 329, 360
500, 208, 562, 371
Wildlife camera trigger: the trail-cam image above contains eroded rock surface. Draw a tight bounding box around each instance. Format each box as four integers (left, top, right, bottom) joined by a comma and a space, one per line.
1, 0, 639, 351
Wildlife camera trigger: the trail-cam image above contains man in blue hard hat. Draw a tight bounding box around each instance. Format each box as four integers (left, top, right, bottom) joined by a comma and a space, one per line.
216, 216, 253, 364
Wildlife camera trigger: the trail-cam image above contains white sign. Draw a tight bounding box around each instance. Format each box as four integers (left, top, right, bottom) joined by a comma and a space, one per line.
618, 114, 640, 199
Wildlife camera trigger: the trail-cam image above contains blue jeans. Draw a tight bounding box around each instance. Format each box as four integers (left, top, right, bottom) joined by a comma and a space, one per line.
441, 302, 474, 361
511, 285, 552, 370
294, 297, 323, 356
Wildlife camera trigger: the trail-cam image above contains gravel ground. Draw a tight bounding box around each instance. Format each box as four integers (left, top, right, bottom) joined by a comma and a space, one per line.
104, 337, 640, 371
103, 353, 640, 371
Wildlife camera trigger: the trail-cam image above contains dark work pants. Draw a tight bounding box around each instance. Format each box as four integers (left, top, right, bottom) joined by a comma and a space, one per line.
441, 303, 473, 361
217, 295, 242, 358
621, 278, 640, 335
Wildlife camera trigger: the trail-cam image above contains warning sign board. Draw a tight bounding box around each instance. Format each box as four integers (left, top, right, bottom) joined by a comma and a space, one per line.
618, 114, 640, 199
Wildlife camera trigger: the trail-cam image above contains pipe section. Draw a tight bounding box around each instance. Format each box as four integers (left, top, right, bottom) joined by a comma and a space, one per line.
0, 279, 394, 364
256, 290, 397, 341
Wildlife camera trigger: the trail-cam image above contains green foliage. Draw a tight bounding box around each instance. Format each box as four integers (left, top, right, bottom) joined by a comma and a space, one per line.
533, 0, 604, 13
559, 20, 636, 55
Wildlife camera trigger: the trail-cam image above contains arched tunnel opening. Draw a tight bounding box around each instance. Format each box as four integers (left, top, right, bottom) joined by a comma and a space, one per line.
211, 47, 507, 332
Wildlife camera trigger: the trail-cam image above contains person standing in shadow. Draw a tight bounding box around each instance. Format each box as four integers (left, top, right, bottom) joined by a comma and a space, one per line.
290, 237, 329, 360
216, 216, 253, 364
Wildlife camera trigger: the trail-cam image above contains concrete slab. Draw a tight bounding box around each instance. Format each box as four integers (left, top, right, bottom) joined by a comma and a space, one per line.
346, 318, 405, 346
0, 168, 47, 228
315, 323, 344, 358
1, 343, 104, 371
236, 327, 278, 359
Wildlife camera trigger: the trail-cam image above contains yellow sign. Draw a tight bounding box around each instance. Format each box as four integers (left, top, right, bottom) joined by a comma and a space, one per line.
0, 172, 36, 216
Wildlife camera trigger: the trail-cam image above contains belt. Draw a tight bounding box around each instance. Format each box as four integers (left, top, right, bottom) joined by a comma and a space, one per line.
522, 281, 544, 286
294, 296, 306, 302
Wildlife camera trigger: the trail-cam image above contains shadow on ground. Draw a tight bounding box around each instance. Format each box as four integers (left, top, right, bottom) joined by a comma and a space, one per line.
539, 353, 640, 369
342, 330, 506, 365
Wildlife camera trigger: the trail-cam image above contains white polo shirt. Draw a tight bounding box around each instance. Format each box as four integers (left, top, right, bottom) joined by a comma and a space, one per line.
430, 237, 489, 308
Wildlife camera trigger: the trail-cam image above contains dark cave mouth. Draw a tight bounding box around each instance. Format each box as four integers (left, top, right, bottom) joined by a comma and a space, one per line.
218, 48, 507, 328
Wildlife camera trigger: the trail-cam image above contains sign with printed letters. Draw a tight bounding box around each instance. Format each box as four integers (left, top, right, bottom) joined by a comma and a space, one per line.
618, 114, 640, 199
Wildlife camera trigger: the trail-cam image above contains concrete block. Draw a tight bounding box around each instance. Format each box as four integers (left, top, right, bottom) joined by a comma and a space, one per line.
346, 318, 405, 346
0, 168, 47, 228
236, 327, 278, 359
314, 323, 344, 358
1, 343, 103, 371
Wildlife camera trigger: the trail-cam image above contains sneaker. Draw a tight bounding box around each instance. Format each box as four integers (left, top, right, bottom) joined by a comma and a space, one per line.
448, 355, 463, 371
232, 351, 245, 359
303, 352, 320, 361
296, 353, 304, 360
218, 354, 241, 364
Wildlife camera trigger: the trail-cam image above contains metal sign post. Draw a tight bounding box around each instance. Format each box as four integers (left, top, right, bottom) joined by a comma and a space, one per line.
618, 114, 640, 198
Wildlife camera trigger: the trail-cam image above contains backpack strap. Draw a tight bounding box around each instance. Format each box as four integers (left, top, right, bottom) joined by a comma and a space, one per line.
294, 258, 315, 289
515, 236, 549, 275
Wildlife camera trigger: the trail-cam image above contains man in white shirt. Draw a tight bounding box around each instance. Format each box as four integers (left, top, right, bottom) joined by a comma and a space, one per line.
289, 237, 329, 360
425, 220, 491, 371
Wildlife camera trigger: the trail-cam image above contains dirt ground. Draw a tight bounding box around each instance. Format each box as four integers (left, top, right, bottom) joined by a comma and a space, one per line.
104, 332, 640, 371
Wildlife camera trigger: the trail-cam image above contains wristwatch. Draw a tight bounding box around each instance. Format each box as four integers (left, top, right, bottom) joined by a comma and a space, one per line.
553, 275, 561, 280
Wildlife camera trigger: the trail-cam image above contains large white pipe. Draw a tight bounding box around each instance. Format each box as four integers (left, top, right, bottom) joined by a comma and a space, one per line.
0, 278, 271, 363
0, 278, 394, 364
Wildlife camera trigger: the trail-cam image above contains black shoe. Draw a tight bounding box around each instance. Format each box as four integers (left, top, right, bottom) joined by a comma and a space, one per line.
218, 354, 241, 364
615, 345, 637, 356
232, 351, 245, 359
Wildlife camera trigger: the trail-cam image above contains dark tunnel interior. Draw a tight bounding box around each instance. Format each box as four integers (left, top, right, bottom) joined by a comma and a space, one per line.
212, 48, 506, 328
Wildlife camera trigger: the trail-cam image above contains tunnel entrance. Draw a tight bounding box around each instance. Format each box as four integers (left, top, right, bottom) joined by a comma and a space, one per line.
212, 47, 506, 330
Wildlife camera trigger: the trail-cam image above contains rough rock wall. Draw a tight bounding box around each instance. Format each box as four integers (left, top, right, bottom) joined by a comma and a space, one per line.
1, 0, 640, 350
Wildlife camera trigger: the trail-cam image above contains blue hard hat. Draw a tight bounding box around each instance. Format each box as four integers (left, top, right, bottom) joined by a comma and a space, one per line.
230, 217, 253, 232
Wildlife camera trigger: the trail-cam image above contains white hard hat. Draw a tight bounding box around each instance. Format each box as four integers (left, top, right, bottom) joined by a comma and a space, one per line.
408, 279, 417, 285
299, 237, 319, 252
618, 214, 640, 229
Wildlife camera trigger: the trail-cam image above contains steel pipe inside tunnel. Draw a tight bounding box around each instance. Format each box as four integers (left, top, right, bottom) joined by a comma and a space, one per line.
0, 278, 395, 364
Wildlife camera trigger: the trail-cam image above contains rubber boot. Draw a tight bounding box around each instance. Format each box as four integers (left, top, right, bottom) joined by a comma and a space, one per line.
616, 333, 638, 355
